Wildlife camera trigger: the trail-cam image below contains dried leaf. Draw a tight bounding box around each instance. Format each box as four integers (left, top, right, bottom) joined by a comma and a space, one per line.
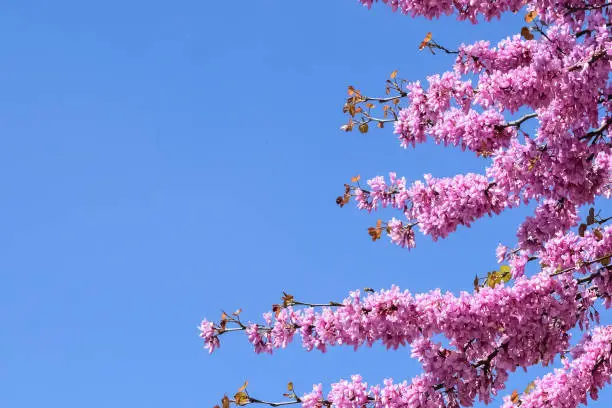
358, 122, 369, 134
347, 86, 355, 96
282, 292, 294, 307
287, 382, 294, 391
368, 227, 382, 242
587, 207, 596, 225
521, 26, 534, 40
348, 104, 356, 117
594, 229, 603, 240
366, 103, 375, 109
351, 175, 361, 183
238, 380, 249, 393
234, 391, 250, 406
272, 304, 282, 317
601, 256, 611, 266
473, 275, 480, 292
342, 193, 350, 206
390, 70, 398, 79
377, 122, 384, 129
222, 396, 230, 408
419, 32, 433, 50
528, 156, 539, 170
233, 308, 242, 316
510, 390, 520, 403
525, 10, 537, 23
579, 223, 587, 237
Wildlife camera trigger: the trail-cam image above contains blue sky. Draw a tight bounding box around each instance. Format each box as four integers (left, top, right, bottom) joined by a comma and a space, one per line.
1, 1, 611, 407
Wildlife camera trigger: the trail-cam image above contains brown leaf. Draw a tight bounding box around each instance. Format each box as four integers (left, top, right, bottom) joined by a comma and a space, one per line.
601, 256, 611, 266
473, 275, 480, 292
579, 223, 587, 237
390, 70, 398, 79
282, 292, 294, 307
272, 304, 282, 317
351, 175, 361, 183
233, 308, 242, 316
238, 380, 249, 393
366, 103, 375, 109
234, 391, 250, 406
348, 104, 356, 117
521, 26, 534, 40
287, 382, 294, 392
222, 396, 230, 408
358, 122, 369, 134
219, 319, 227, 333
342, 193, 351, 206
377, 122, 384, 129
347, 86, 355, 96
594, 229, 603, 240
367, 227, 382, 242
419, 32, 433, 50
511, 390, 520, 403
528, 156, 538, 170
525, 10, 537, 23
587, 207, 596, 225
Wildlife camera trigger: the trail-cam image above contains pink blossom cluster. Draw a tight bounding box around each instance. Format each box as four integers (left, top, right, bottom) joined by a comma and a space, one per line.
202, 208, 612, 404
204, 1, 612, 406
296, 325, 612, 408
201, 226, 612, 404
358, 0, 609, 24
501, 325, 612, 407
355, 172, 510, 241
352, 4, 610, 251
516, 199, 579, 252
358, 0, 525, 23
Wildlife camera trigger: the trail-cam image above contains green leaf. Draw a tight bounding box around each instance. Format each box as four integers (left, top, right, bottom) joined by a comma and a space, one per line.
499, 265, 512, 282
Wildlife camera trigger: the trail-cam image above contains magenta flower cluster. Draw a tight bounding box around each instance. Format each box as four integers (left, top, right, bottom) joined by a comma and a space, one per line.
202, 0, 612, 406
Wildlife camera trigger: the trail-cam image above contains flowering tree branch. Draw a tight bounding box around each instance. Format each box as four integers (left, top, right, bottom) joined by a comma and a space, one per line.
203, 1, 612, 407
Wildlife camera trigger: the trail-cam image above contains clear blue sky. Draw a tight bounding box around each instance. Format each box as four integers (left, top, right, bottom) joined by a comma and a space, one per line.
1, 1, 611, 407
